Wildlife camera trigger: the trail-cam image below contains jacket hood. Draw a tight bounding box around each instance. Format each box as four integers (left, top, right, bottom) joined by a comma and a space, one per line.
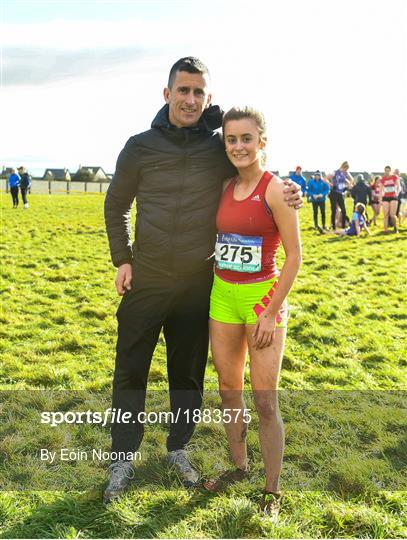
151, 104, 224, 132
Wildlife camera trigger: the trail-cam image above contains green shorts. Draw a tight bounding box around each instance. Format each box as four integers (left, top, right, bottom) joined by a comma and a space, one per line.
209, 274, 288, 326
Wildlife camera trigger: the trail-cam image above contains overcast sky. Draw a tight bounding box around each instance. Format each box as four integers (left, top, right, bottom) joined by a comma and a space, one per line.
2, 0, 406, 176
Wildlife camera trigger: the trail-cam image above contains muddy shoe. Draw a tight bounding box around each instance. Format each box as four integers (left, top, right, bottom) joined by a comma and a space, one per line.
103, 460, 134, 505
203, 467, 249, 492
167, 449, 200, 488
259, 491, 282, 523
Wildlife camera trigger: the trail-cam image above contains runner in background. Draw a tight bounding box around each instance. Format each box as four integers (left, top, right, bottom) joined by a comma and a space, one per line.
328, 161, 354, 229
205, 106, 301, 522
380, 165, 400, 233
370, 175, 382, 226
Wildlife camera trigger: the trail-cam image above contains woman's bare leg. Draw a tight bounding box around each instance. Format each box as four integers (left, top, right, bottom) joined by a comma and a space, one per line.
372, 203, 380, 225
389, 200, 398, 231
210, 319, 248, 469
246, 323, 286, 492
383, 201, 390, 231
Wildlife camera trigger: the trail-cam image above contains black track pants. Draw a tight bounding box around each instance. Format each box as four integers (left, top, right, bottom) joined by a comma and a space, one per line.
111, 267, 213, 456
312, 201, 326, 228
10, 186, 19, 206
330, 191, 347, 229
20, 187, 28, 204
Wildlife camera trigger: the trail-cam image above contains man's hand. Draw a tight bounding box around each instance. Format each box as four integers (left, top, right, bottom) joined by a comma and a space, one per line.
115, 263, 132, 295
283, 179, 303, 209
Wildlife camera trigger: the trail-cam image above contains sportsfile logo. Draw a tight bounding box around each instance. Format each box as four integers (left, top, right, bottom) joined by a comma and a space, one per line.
40, 407, 252, 427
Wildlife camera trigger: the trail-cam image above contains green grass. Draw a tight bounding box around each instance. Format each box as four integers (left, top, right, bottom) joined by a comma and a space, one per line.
1, 193, 406, 538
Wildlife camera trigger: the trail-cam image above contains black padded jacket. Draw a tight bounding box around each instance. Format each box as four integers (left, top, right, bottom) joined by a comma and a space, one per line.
104, 104, 236, 277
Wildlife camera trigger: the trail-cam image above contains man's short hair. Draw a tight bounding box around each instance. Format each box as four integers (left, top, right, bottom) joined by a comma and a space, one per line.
168, 57, 210, 89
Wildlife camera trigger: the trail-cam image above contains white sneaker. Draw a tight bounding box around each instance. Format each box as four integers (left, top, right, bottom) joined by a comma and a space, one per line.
24, 203, 29, 209
167, 449, 200, 487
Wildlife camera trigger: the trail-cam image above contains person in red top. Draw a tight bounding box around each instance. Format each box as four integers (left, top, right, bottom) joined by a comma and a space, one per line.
370, 175, 382, 226
204, 106, 302, 521
380, 165, 400, 233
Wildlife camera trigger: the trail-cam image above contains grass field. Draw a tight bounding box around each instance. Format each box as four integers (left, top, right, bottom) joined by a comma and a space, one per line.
0, 193, 406, 538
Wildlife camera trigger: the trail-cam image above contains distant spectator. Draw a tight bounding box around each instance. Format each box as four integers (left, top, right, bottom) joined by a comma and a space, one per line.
8, 168, 20, 208
289, 166, 307, 196
379, 165, 400, 233
397, 175, 407, 226
394, 168, 406, 226
307, 170, 330, 232
329, 161, 354, 229
306, 174, 314, 202
334, 203, 370, 237
370, 175, 382, 226
351, 174, 372, 223
18, 166, 32, 209
351, 174, 372, 206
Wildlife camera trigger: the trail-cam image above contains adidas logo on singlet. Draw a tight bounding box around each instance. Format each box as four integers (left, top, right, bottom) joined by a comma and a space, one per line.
251, 194, 261, 201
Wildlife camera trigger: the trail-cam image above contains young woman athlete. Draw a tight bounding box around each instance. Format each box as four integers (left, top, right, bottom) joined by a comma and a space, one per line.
205, 107, 302, 521
370, 175, 382, 226
380, 166, 400, 233
328, 161, 354, 229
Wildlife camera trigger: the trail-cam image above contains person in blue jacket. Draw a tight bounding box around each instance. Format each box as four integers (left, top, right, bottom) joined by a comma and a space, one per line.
8, 168, 21, 208
289, 166, 307, 195
307, 171, 330, 232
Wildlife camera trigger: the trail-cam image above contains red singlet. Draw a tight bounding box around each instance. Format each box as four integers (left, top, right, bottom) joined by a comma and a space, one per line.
215, 171, 280, 283
380, 175, 398, 198
371, 183, 381, 203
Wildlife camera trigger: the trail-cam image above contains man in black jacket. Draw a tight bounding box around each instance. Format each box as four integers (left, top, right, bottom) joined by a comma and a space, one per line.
351, 174, 372, 207
351, 174, 372, 222
103, 57, 301, 503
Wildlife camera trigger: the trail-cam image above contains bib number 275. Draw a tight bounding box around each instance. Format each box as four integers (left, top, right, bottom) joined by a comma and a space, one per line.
215, 233, 262, 273
219, 244, 254, 264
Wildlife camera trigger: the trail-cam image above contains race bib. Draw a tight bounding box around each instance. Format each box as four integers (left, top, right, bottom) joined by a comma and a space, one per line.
384, 185, 395, 193
215, 233, 262, 273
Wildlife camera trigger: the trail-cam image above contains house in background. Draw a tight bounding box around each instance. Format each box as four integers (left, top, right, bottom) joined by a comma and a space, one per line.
43, 168, 71, 181
73, 165, 108, 181
0, 167, 15, 179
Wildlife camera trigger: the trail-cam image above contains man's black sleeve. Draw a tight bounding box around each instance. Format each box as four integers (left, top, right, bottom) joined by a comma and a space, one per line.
104, 137, 140, 267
